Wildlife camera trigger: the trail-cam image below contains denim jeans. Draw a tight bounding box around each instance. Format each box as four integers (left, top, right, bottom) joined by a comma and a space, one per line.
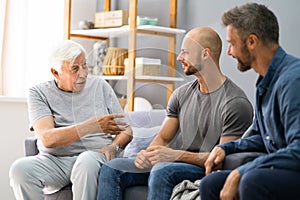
200, 169, 300, 200
97, 158, 205, 200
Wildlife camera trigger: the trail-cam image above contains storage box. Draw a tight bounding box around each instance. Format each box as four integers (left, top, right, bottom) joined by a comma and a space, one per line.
124, 57, 161, 76
95, 10, 128, 28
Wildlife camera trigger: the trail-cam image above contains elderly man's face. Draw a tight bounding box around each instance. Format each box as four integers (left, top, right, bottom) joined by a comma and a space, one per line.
57, 53, 88, 92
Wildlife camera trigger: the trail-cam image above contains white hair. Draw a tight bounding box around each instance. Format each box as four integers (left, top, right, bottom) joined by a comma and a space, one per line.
49, 40, 87, 73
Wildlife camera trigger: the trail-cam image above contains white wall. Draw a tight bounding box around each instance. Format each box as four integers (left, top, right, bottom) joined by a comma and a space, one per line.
0, 97, 32, 199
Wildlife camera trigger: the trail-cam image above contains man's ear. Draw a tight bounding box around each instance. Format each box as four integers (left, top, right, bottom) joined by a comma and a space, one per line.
51, 68, 59, 79
247, 34, 258, 50
203, 48, 211, 59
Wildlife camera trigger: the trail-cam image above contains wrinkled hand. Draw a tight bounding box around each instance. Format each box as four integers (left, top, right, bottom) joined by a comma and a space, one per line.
205, 146, 226, 175
81, 114, 127, 136
220, 169, 241, 200
96, 114, 128, 135
99, 144, 117, 161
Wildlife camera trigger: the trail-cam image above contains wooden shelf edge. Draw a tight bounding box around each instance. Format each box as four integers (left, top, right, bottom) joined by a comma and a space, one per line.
71, 25, 186, 38
101, 75, 184, 82
70, 34, 108, 41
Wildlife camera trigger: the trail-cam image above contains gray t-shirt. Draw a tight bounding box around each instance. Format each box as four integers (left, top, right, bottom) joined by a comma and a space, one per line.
28, 75, 123, 156
167, 78, 253, 152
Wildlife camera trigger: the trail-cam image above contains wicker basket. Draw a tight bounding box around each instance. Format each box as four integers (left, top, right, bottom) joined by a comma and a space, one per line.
103, 48, 128, 75
103, 65, 125, 75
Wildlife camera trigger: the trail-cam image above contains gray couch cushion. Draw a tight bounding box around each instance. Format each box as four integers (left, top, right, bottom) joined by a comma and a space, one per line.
124, 186, 148, 199
223, 152, 266, 170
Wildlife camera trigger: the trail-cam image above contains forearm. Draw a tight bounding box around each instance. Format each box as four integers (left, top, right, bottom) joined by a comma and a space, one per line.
219, 134, 266, 155
112, 126, 133, 149
149, 116, 179, 147
176, 151, 210, 167
238, 140, 300, 175
149, 135, 169, 147
37, 116, 103, 148
40, 125, 81, 148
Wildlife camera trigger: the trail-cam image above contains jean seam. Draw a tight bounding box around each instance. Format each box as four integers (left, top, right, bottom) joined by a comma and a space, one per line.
115, 172, 123, 200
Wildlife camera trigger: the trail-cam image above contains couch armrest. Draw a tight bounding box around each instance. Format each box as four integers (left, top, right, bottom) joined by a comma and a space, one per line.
223, 152, 266, 170
25, 136, 39, 156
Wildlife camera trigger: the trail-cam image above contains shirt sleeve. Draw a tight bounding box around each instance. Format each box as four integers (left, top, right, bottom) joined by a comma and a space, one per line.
219, 134, 266, 155
221, 97, 253, 137
166, 89, 180, 118
27, 86, 52, 130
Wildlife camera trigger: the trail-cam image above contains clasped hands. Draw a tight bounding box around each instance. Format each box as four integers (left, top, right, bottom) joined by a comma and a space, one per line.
134, 145, 181, 169
205, 146, 241, 200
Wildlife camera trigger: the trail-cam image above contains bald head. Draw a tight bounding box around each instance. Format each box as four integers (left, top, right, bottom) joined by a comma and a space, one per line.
186, 27, 222, 61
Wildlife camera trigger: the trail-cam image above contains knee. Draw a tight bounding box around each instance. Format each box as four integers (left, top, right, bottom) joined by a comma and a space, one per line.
71, 151, 104, 180
9, 158, 32, 184
98, 158, 134, 180
74, 151, 103, 170
98, 162, 122, 185
239, 170, 260, 193
104, 158, 138, 172
104, 158, 127, 171
100, 162, 120, 178
200, 173, 216, 193
149, 162, 171, 185
150, 162, 168, 176
200, 171, 230, 200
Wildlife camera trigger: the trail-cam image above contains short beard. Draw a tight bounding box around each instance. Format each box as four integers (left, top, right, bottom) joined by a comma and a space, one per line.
184, 65, 200, 76
237, 60, 251, 72
237, 43, 252, 72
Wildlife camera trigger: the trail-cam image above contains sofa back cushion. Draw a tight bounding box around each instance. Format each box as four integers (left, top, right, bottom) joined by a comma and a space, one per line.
125, 110, 166, 128
122, 110, 166, 158
123, 126, 161, 158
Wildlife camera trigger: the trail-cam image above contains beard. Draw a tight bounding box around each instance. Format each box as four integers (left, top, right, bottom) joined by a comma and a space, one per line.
237, 59, 251, 72
236, 43, 252, 72
184, 63, 202, 76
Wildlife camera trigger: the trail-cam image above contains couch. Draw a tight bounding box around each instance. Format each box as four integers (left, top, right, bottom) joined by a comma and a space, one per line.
25, 110, 264, 200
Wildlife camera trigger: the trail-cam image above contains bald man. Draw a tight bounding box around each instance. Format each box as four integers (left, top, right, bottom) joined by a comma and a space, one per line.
96, 27, 254, 200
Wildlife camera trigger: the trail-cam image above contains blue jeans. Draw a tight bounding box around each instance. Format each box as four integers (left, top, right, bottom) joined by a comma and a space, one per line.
200, 169, 300, 200
97, 158, 205, 200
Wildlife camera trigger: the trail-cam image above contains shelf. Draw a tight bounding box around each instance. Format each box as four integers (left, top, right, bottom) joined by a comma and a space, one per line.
102, 75, 184, 83
65, 0, 182, 111
70, 25, 186, 39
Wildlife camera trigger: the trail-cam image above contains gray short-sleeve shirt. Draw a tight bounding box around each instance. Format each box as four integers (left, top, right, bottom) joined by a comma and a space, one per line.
28, 75, 123, 156
167, 78, 253, 152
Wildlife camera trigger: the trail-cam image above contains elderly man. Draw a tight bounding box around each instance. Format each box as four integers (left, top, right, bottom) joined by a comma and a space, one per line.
9, 40, 132, 200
